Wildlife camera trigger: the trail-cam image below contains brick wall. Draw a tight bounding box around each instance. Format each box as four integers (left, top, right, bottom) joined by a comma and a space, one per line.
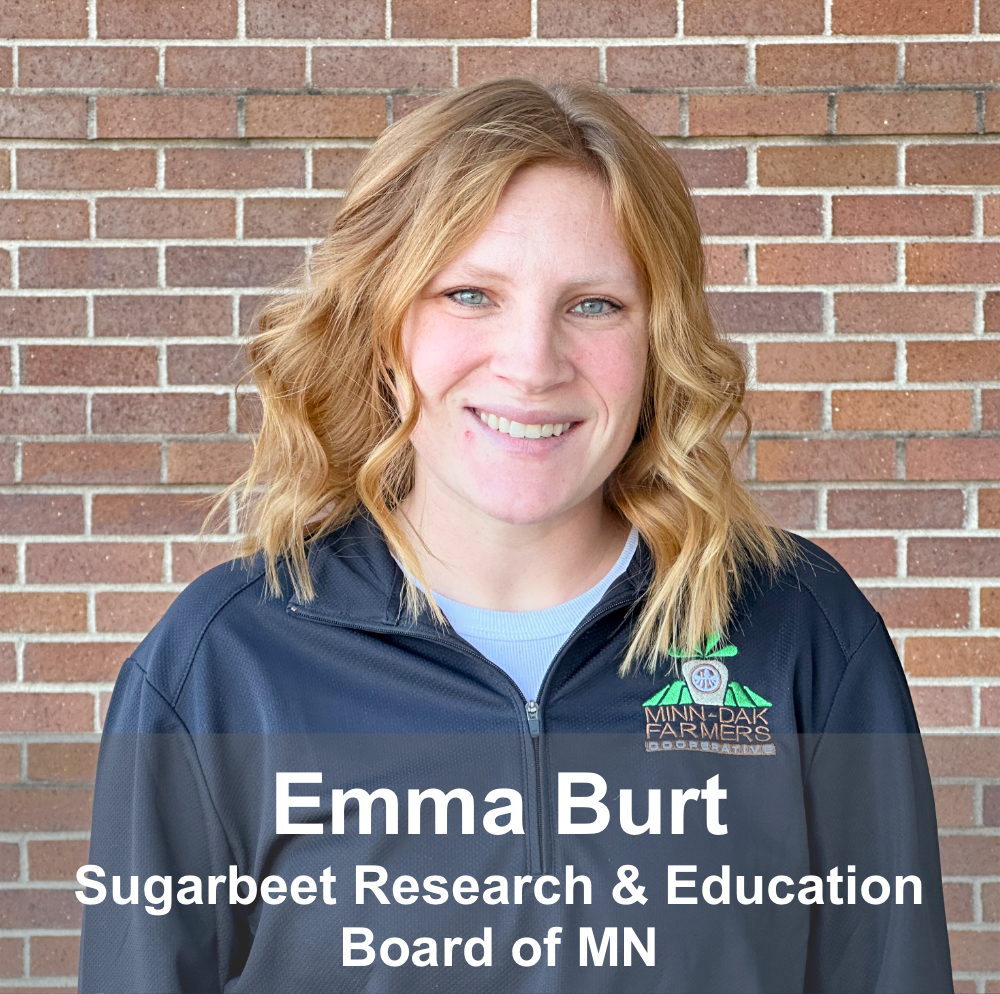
1, 0, 998, 990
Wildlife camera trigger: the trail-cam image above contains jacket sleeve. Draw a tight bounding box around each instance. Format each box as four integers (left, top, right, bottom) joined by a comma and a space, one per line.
802, 616, 953, 994
78, 658, 241, 994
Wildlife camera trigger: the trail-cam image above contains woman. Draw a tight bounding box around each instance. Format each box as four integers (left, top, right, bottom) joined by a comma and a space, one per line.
79, 80, 952, 993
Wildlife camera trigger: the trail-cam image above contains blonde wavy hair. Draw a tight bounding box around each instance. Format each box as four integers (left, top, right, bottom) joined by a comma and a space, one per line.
228, 78, 791, 673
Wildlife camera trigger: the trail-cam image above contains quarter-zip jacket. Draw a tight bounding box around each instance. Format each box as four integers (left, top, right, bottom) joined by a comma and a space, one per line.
79, 516, 953, 993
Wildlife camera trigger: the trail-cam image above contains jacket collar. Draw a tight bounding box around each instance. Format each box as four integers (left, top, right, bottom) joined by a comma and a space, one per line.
287, 513, 653, 632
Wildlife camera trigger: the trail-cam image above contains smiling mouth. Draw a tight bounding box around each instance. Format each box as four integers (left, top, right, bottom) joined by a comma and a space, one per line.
473, 409, 574, 439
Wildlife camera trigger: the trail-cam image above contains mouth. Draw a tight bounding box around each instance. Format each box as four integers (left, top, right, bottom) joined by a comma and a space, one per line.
472, 408, 575, 439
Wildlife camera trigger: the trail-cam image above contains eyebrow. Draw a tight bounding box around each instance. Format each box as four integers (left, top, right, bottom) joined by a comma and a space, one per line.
435, 266, 634, 288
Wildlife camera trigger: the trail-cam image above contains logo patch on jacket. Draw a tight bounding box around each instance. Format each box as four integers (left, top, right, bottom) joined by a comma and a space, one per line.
642, 634, 775, 755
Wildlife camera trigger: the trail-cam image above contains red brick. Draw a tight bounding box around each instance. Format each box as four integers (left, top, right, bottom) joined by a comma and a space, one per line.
985, 0, 1000, 31
984, 881, 1000, 922
810, 537, 898, 578
98, 96, 237, 139
537, 0, 675, 35
940, 835, 1000, 877
0, 297, 86, 338
26, 543, 162, 584
907, 145, 1000, 186
0, 546, 14, 584
827, 488, 964, 529
97, 592, 178, 633
23, 642, 131, 683
172, 541, 241, 583
28, 743, 98, 783
833, 0, 972, 33
20, 345, 157, 387
606, 45, 743, 88
0, 48, 10, 88
165, 45, 304, 87
909, 538, 1000, 578
757, 244, 896, 285
237, 392, 263, 433
0, 649, 13, 683
0, 593, 87, 632
0, 250, 10, 289
907, 637, 1000, 676
907, 42, 1000, 85
21, 443, 160, 484
19, 248, 156, 289
0, 151, 7, 190
984, 195, 1000, 235
907, 439, 1000, 480
16, 148, 157, 191
0, 200, 88, 240
668, 148, 746, 189
987, 293, 1000, 332
907, 686, 972, 726
243, 197, 341, 238
0, 348, 8, 388
246, 0, 383, 38
0, 937, 19, 980
695, 195, 821, 236
0, 96, 85, 138
757, 43, 895, 86
745, 391, 821, 430
166, 246, 302, 288
28, 839, 90, 881
705, 244, 747, 285
96, 198, 234, 240
0, 395, 85, 435
689, 94, 827, 137
837, 92, 975, 136
746, 489, 816, 529
0, 694, 91, 733
91, 393, 229, 435
94, 295, 232, 338
908, 244, 1000, 285
943, 883, 973, 922
988, 785, 1000, 827
30, 935, 78, 978
312, 148, 369, 190
908, 342, 1000, 383
316, 46, 451, 87
983, 93, 1000, 134
0, 889, 82, 929
0, 0, 86, 37
982, 490, 1000, 528
167, 344, 245, 386
756, 439, 896, 481
984, 587, 1000, 627
835, 292, 972, 335
832, 389, 971, 431
244, 96, 384, 138
685, 0, 823, 35
926, 734, 1000, 778
0, 496, 82, 535
613, 94, 680, 136
757, 341, 895, 382
949, 930, 1000, 973
709, 292, 823, 334
98, 0, 237, 37
92, 494, 205, 536
833, 195, 971, 237
166, 441, 253, 484
166, 149, 304, 190
984, 687, 1000, 726
19, 44, 158, 87
393, 0, 529, 37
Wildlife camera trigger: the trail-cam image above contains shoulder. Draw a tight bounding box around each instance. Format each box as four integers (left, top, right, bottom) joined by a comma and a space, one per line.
774, 533, 881, 663
129, 554, 272, 707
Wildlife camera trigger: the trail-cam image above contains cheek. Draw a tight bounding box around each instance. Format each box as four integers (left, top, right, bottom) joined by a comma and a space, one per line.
576, 331, 648, 417
405, 320, 485, 407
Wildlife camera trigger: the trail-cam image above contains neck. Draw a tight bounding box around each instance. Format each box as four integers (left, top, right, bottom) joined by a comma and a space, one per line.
396, 479, 630, 612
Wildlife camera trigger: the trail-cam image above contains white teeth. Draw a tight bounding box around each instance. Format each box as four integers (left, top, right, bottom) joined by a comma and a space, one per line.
477, 411, 572, 439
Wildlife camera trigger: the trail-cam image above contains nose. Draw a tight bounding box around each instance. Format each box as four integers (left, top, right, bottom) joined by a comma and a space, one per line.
487, 302, 574, 394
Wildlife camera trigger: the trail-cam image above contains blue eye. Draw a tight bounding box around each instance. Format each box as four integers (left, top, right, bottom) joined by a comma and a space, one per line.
449, 289, 488, 307
572, 298, 619, 316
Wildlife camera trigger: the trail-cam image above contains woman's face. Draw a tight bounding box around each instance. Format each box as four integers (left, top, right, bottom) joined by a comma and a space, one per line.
400, 163, 649, 530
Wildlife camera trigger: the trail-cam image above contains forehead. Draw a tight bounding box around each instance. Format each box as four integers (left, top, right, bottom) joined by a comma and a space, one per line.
438, 163, 638, 284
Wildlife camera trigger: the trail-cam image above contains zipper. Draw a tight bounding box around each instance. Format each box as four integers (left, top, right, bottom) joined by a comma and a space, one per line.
289, 591, 638, 875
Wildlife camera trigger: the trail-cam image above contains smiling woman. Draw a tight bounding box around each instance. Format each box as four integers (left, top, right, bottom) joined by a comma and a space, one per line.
80, 80, 952, 994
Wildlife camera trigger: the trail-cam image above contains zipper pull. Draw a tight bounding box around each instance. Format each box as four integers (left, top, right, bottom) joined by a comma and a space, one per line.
525, 700, 540, 738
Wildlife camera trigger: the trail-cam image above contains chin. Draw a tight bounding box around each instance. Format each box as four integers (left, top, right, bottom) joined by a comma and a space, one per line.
465, 481, 579, 527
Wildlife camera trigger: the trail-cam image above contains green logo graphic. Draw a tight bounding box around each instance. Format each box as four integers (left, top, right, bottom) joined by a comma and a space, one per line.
642, 633, 772, 709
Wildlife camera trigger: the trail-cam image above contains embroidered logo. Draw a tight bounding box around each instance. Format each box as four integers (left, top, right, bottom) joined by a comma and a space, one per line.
642, 634, 775, 756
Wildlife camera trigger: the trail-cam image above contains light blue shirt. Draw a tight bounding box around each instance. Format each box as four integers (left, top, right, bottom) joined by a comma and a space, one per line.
433, 528, 639, 702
